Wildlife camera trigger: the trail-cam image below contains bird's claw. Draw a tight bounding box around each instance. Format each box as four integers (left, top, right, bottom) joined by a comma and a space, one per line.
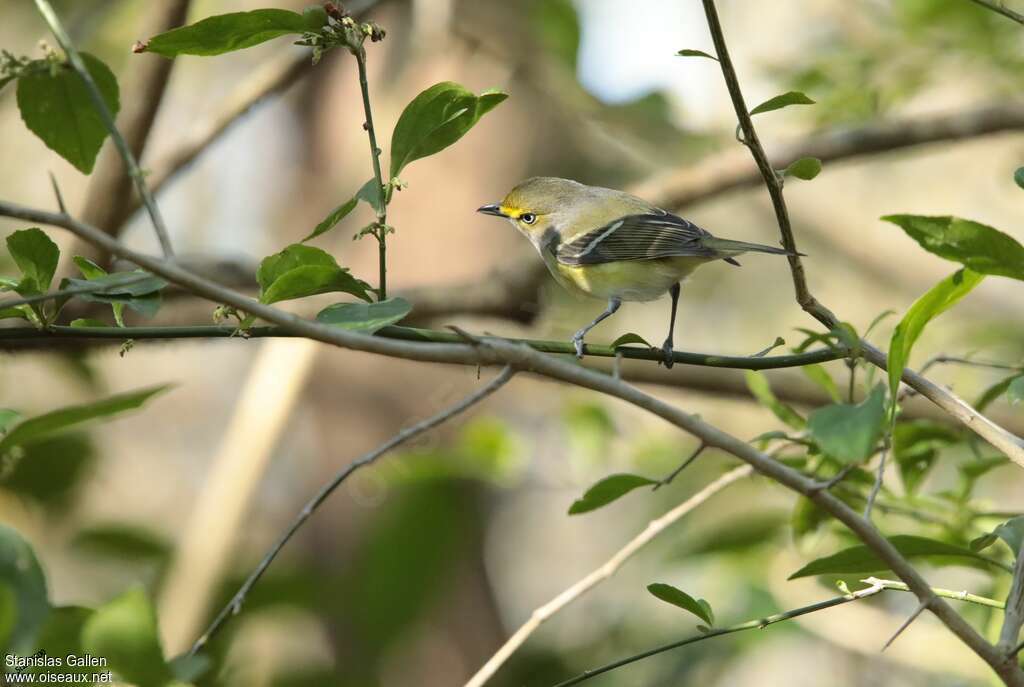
572, 334, 585, 359
661, 339, 675, 369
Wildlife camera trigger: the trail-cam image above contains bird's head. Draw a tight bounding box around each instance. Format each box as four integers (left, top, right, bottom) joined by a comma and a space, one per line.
477, 177, 589, 241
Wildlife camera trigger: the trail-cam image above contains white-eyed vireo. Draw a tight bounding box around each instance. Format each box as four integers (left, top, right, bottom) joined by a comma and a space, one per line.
478, 177, 797, 367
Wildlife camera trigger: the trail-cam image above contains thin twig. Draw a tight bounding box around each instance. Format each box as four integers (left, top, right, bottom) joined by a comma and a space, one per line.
551, 581, 890, 687
463, 465, 752, 687
864, 437, 890, 520
0, 324, 845, 370
0, 200, 1013, 680
699, 0, 1024, 469
189, 365, 515, 656
653, 443, 707, 490
969, 0, 1024, 25
353, 45, 389, 300
882, 600, 930, 651
862, 577, 1005, 610
32, 0, 174, 258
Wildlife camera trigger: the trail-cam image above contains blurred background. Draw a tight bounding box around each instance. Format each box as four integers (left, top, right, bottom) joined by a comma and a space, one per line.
1, 0, 1023, 685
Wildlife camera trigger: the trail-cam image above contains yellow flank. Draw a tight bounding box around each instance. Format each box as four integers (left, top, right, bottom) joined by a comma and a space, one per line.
552, 256, 710, 302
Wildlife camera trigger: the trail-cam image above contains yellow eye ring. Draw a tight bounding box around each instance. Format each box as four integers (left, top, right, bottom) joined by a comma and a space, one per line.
520, 212, 537, 225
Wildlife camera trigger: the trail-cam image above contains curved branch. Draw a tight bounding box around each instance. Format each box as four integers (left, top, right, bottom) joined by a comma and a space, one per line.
0, 200, 1014, 681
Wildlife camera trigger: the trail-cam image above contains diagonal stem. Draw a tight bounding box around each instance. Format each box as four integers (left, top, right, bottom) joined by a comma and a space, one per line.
189, 365, 515, 656
32, 0, 175, 259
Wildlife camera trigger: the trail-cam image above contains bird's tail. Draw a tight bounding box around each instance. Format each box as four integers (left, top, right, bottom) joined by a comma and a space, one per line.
703, 237, 804, 258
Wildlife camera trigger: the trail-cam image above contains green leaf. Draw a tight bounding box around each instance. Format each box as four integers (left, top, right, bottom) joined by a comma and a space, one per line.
646, 583, 714, 625
142, 9, 306, 57
0, 525, 49, 653
257, 244, 371, 304
356, 177, 385, 214
887, 269, 983, 403
1, 433, 95, 507
0, 385, 170, 455
70, 318, 110, 328
71, 523, 171, 563
0, 409, 21, 434
16, 53, 119, 174
610, 332, 652, 348
81, 587, 171, 687
676, 48, 717, 60
744, 370, 805, 429
535, 0, 580, 69
1015, 167, 1024, 190
807, 384, 887, 464
1008, 377, 1024, 405
304, 196, 360, 242
749, 90, 815, 116
784, 156, 822, 180
882, 215, 1024, 281
31, 607, 94, 678
802, 364, 841, 402
788, 534, 1009, 579
972, 516, 1024, 557
975, 372, 1024, 412
568, 473, 657, 515
316, 297, 411, 333
893, 420, 960, 493
7, 228, 59, 295
389, 82, 508, 178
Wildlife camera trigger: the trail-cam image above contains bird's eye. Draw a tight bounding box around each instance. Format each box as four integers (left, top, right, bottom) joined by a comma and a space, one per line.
520, 213, 537, 225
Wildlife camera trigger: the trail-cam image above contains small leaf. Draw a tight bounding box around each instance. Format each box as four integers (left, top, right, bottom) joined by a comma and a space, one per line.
0, 525, 49, 653
257, 244, 372, 304
316, 297, 411, 333
801, 364, 841, 402
892, 420, 960, 493
0, 385, 170, 455
973, 516, 1024, 557
807, 384, 887, 464
390, 82, 508, 178
882, 215, 1024, 282
749, 90, 815, 116
676, 48, 717, 60
887, 269, 983, 403
71, 523, 171, 563
16, 54, 119, 173
1007, 377, 1024, 405
646, 583, 714, 625
81, 587, 171, 687
356, 177, 385, 214
610, 332, 652, 348
7, 228, 59, 295
975, 372, 1024, 412
788, 534, 1008, 579
784, 156, 822, 180
568, 473, 656, 515
744, 370, 805, 429
304, 196, 359, 242
1014, 166, 1024, 190
30, 606, 94, 678
141, 9, 306, 57
70, 318, 110, 328
0, 410, 21, 434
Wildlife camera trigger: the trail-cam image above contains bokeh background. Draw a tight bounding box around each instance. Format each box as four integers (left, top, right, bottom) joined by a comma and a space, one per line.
1, 0, 1023, 685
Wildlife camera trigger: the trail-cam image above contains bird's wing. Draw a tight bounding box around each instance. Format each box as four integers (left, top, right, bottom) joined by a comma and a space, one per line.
556, 212, 720, 266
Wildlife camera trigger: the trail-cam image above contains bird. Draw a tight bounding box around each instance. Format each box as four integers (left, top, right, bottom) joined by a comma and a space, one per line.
477, 177, 797, 368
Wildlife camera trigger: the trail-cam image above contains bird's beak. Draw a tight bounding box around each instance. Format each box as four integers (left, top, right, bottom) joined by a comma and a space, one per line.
477, 203, 506, 217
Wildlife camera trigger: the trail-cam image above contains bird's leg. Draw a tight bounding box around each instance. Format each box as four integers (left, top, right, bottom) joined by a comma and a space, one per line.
661, 282, 681, 369
571, 297, 621, 359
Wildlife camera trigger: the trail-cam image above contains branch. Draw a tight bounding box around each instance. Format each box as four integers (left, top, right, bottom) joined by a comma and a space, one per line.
0, 200, 1015, 681
999, 550, 1024, 655
633, 102, 1024, 211
0, 324, 845, 370
700, 0, 1024, 470
464, 465, 753, 687
77, 0, 190, 251
554, 575, 1009, 686
189, 365, 515, 656
353, 41, 389, 299
32, 0, 174, 258
551, 581, 890, 687
969, 0, 1024, 24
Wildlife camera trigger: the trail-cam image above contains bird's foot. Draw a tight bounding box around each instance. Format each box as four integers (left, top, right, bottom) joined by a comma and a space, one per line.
572, 332, 586, 359
661, 338, 675, 369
